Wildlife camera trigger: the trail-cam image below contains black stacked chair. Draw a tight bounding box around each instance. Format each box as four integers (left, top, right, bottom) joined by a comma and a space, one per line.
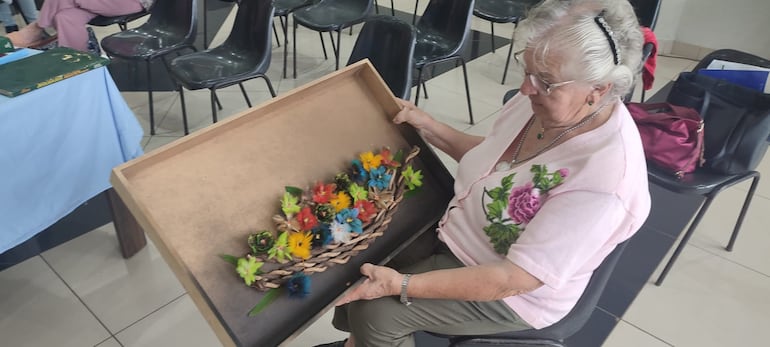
413, 0, 475, 125
292, 0, 374, 77
273, 0, 314, 78
100, 0, 198, 135
473, 0, 541, 85
88, 9, 151, 32
168, 0, 277, 135
347, 16, 416, 100
628, 0, 661, 102
431, 241, 630, 346
652, 49, 770, 286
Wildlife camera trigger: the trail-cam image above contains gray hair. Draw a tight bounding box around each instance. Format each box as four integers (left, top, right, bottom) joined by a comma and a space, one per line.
517, 0, 643, 100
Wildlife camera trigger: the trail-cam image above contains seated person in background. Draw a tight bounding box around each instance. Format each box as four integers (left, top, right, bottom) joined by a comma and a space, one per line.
317, 0, 651, 346
7, 0, 152, 51
0, 0, 39, 33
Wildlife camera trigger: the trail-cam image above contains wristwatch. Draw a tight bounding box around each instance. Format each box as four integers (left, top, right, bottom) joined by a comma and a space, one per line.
400, 274, 412, 306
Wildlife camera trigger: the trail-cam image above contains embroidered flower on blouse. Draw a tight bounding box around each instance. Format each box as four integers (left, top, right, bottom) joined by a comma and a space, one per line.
482, 164, 567, 255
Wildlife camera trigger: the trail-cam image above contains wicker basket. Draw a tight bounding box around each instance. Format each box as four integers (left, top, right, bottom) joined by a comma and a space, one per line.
247, 146, 421, 291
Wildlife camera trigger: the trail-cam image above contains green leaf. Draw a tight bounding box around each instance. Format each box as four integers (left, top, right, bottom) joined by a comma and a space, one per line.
285, 186, 303, 197
500, 173, 516, 191
219, 254, 239, 266
248, 288, 282, 316
487, 187, 504, 200
486, 200, 506, 220
393, 149, 405, 164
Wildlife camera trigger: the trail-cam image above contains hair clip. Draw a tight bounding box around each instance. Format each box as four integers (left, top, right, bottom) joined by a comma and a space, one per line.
594, 11, 620, 65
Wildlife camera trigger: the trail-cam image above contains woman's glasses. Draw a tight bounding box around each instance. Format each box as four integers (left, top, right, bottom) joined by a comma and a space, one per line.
513, 50, 575, 95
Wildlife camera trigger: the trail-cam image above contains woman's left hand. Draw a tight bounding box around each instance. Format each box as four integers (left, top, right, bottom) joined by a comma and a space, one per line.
335, 263, 401, 305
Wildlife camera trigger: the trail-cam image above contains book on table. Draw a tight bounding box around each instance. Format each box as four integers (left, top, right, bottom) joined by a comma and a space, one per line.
0, 47, 110, 97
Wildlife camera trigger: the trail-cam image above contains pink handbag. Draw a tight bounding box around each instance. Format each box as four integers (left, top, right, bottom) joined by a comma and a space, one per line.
627, 102, 705, 179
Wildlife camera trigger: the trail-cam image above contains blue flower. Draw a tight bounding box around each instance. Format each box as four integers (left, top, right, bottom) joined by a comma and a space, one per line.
368, 166, 391, 190
351, 159, 369, 183
336, 208, 363, 234
311, 224, 333, 247
330, 221, 352, 243
286, 273, 311, 298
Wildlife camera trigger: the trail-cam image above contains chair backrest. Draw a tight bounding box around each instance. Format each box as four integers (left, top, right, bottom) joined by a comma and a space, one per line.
416, 0, 475, 57
347, 16, 417, 100
143, 0, 198, 45
222, 0, 275, 54
692, 49, 770, 72
461, 240, 629, 342
628, 0, 661, 30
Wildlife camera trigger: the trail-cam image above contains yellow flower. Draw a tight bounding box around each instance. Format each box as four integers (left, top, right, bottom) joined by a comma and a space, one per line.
288, 232, 313, 260
329, 191, 351, 212
359, 151, 383, 171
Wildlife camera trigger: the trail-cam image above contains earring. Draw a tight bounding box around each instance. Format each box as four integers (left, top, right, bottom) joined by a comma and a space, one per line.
587, 100, 594, 106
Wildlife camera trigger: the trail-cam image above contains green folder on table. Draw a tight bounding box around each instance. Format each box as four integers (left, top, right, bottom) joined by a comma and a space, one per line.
0, 47, 110, 97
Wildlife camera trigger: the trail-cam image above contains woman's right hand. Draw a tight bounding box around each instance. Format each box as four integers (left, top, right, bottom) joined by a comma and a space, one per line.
393, 98, 435, 131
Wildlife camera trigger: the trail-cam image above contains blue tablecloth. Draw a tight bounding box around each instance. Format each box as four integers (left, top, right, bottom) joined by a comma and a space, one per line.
0, 66, 144, 254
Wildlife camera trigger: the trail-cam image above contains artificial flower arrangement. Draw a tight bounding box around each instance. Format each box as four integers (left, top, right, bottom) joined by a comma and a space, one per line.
482, 164, 568, 255
221, 146, 424, 315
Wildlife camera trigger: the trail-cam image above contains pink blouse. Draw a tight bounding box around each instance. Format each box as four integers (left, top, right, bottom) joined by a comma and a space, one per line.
437, 93, 651, 329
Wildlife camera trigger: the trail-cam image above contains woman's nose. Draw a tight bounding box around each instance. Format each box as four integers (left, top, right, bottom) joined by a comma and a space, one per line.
519, 75, 538, 96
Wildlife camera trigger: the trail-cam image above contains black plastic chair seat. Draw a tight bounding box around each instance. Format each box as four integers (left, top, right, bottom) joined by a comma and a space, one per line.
274, 0, 314, 16
89, 10, 150, 27
293, 1, 371, 32
101, 28, 190, 60
648, 164, 759, 196
413, 28, 460, 66
169, 48, 270, 90
473, 0, 537, 24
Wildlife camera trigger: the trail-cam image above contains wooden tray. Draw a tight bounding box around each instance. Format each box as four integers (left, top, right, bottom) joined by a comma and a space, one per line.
111, 61, 454, 346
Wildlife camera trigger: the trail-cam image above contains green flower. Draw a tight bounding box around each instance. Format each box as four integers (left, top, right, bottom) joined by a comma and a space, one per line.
402, 165, 423, 191
314, 204, 335, 224
268, 231, 293, 262
281, 192, 301, 218
348, 183, 368, 202
248, 231, 274, 255
335, 173, 352, 191
236, 256, 263, 286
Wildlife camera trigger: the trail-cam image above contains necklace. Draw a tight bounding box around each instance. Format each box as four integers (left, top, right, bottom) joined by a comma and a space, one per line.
495, 104, 607, 172
536, 121, 571, 140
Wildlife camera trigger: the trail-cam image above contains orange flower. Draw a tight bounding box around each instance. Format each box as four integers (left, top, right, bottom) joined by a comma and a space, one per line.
329, 191, 351, 212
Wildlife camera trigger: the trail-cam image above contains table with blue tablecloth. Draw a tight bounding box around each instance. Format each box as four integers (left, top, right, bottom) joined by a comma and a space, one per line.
0, 60, 145, 255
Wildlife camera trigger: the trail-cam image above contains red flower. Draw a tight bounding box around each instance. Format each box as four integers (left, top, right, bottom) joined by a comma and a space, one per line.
380, 147, 401, 168
354, 200, 377, 223
312, 182, 337, 204
296, 206, 319, 231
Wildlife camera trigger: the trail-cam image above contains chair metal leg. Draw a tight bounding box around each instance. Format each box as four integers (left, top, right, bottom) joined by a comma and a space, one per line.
640, 88, 646, 103
261, 76, 277, 97
501, 23, 517, 85
422, 81, 428, 99
320, 32, 329, 60
178, 86, 190, 135
414, 67, 424, 106
490, 22, 496, 53
413, 0, 419, 25
210, 89, 218, 124
213, 90, 223, 110
146, 60, 156, 135
374, 0, 379, 14
203, 0, 209, 49
119, 22, 128, 31
727, 174, 760, 251
655, 195, 715, 286
334, 29, 342, 70
459, 58, 474, 125
293, 19, 298, 79
272, 21, 281, 47
282, 15, 289, 78
390, 0, 395, 16
239, 83, 252, 108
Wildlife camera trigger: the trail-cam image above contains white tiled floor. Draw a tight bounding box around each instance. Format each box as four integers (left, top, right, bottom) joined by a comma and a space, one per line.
2, 2, 769, 346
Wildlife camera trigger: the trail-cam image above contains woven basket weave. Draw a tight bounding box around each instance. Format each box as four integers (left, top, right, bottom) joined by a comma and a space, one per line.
249, 146, 421, 291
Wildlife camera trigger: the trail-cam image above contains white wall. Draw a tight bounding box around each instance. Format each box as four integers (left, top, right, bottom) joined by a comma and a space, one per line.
656, 0, 770, 58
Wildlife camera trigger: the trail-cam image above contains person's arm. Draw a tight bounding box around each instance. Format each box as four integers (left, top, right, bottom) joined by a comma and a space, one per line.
336, 260, 543, 305
394, 98, 483, 162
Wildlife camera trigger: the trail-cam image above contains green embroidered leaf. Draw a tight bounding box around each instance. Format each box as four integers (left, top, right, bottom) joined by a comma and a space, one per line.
486, 187, 504, 200
486, 200, 506, 221
285, 186, 303, 197
500, 173, 516, 191
248, 288, 282, 316
219, 254, 239, 266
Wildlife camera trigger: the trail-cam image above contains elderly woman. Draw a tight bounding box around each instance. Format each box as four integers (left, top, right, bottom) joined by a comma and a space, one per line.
7, 0, 152, 51
316, 0, 650, 346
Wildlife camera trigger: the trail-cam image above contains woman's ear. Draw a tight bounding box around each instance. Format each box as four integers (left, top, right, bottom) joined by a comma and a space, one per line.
589, 82, 613, 103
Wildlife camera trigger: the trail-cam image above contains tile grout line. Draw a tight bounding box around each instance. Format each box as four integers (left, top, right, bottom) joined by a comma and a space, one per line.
618, 318, 675, 347
108, 292, 188, 338
37, 254, 118, 346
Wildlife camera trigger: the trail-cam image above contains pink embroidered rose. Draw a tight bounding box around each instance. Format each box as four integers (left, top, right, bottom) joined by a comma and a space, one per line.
507, 182, 541, 225
557, 168, 569, 178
